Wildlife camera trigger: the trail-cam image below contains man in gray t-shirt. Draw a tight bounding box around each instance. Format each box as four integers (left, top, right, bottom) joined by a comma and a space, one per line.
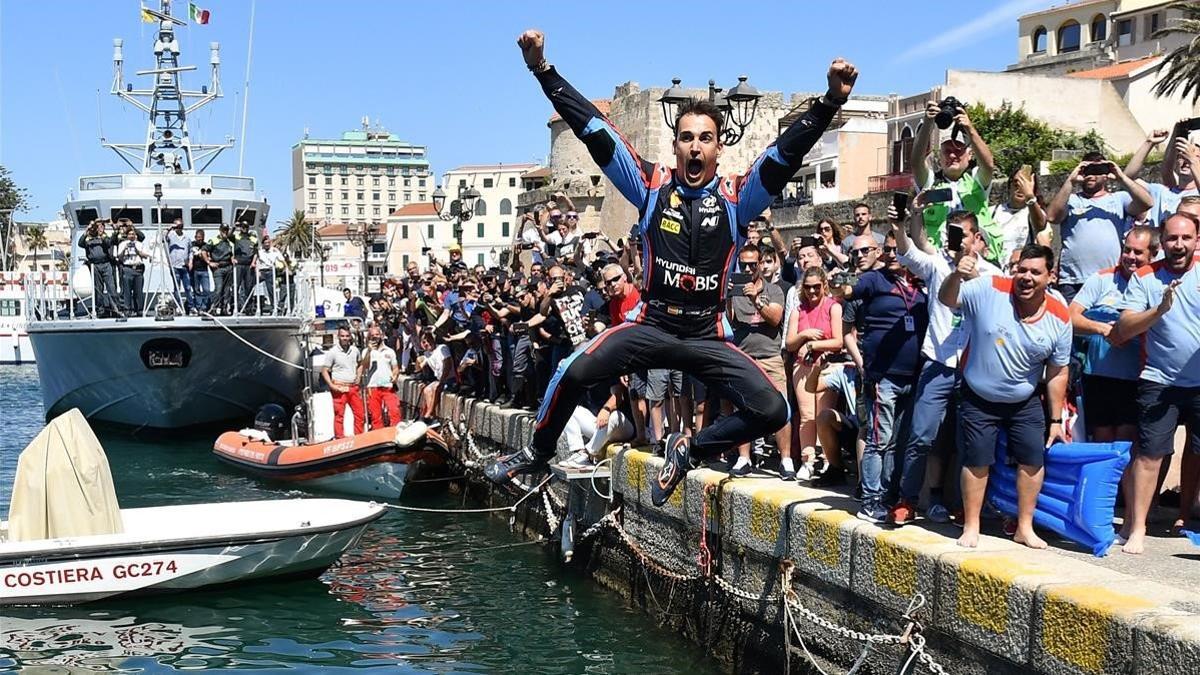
164, 220, 194, 312
726, 244, 792, 476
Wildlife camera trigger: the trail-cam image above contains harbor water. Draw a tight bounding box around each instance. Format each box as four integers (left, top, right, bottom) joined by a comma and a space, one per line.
0, 366, 719, 673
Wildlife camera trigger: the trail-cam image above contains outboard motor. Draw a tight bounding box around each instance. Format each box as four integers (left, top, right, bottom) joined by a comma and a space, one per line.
253, 403, 289, 441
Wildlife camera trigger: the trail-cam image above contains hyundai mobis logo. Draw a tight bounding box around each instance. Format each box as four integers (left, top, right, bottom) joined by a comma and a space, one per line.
656, 257, 720, 292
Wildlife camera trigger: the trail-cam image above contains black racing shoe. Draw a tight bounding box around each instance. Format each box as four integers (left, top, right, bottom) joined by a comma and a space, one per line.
484, 446, 547, 486
650, 433, 692, 507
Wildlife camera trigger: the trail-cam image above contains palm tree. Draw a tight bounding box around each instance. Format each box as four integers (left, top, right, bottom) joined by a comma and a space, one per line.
274, 210, 315, 260
23, 225, 47, 272
1153, 3, 1200, 102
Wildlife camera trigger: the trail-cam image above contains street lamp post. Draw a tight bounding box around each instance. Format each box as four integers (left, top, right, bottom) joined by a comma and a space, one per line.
658, 75, 762, 146
431, 184, 480, 253
345, 221, 380, 295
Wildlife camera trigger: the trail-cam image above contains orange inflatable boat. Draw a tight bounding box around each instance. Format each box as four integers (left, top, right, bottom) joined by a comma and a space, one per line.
213, 416, 450, 500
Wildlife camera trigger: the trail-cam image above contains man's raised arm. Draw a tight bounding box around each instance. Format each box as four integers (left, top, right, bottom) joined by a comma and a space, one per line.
520, 29, 653, 210
734, 59, 857, 226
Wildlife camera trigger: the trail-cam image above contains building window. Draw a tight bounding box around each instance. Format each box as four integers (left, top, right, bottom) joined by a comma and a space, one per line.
357, 191, 364, 200
308, 190, 316, 200
372, 192, 381, 201
458, 179, 467, 188
308, 175, 316, 185
357, 177, 364, 186
388, 178, 395, 187
477, 222, 485, 238
509, 177, 517, 187
1146, 11, 1162, 40
483, 178, 494, 188
404, 191, 412, 201
387, 204, 396, 213
474, 199, 487, 216
501, 221, 510, 238
499, 198, 513, 215
419, 192, 426, 201
325, 176, 332, 185
1117, 18, 1134, 46
325, 206, 333, 216
0, 299, 21, 317
373, 207, 380, 216
340, 166, 349, 175
1090, 14, 1107, 42
402, 225, 409, 239
372, 178, 380, 187
341, 177, 348, 186
419, 179, 426, 187
402, 254, 410, 267
357, 206, 364, 216
388, 192, 396, 201
341, 191, 348, 200
325, 190, 333, 200
427, 224, 435, 239
1057, 20, 1081, 53
404, 178, 411, 187
308, 204, 317, 214
477, 253, 486, 266
1031, 26, 1048, 53
341, 206, 349, 216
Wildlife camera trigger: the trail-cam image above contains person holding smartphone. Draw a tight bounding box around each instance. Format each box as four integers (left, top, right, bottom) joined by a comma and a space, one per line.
1045, 151, 1153, 302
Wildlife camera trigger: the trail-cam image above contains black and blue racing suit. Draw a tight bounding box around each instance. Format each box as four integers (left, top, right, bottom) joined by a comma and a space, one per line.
530, 65, 840, 460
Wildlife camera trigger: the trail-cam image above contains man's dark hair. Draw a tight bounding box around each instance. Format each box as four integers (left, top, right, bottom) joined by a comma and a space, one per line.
946, 209, 979, 233
1128, 224, 1161, 252
739, 243, 761, 258
852, 202, 870, 212
674, 98, 724, 138
1082, 150, 1106, 163
1017, 243, 1055, 270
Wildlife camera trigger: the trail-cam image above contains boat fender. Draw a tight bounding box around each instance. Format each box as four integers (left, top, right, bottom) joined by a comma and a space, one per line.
395, 420, 428, 447
239, 428, 273, 443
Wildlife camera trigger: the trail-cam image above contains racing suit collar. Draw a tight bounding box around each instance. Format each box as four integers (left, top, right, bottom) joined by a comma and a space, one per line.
673, 175, 719, 201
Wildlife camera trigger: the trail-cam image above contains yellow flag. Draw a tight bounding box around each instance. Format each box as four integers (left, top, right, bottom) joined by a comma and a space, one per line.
141, 8, 156, 23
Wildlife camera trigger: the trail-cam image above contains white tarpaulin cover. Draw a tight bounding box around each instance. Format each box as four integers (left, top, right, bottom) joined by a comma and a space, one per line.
6, 409, 123, 541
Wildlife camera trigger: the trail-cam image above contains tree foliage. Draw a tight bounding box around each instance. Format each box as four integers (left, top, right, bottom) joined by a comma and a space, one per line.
1152, 2, 1200, 102
966, 102, 1106, 176
0, 165, 30, 271
274, 210, 315, 260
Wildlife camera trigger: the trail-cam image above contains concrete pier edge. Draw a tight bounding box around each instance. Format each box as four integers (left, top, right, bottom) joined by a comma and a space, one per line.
397, 377, 1200, 674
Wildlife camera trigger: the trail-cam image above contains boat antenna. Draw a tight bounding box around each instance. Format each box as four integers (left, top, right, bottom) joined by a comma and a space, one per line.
238, 0, 256, 175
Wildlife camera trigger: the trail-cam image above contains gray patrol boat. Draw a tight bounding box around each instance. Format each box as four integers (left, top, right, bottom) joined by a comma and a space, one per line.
24, 1, 308, 431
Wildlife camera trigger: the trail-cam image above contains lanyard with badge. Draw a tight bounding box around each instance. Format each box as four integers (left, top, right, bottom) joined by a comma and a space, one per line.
894, 278, 918, 332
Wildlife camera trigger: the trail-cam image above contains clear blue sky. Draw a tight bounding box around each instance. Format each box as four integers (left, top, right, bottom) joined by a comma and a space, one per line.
0, 0, 1043, 222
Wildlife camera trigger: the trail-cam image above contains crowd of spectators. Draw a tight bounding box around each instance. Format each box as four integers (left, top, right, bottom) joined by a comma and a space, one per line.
331, 109, 1200, 555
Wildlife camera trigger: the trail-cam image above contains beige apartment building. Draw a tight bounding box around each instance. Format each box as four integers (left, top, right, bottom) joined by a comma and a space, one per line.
291, 120, 431, 227
440, 163, 538, 268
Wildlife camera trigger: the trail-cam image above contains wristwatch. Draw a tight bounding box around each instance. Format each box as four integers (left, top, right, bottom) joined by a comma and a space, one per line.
1049, 417, 1062, 424
754, 295, 769, 310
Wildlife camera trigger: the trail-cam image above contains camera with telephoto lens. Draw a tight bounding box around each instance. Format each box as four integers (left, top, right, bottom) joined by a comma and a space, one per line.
934, 96, 962, 130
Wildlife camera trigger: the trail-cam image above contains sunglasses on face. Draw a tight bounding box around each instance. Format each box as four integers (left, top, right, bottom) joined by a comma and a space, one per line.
740, 261, 759, 268
603, 276, 622, 285
802, 283, 824, 291
853, 247, 877, 255
883, 246, 897, 254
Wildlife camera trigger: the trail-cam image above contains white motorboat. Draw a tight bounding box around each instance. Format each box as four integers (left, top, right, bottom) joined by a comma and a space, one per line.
0, 498, 384, 606
0, 409, 385, 606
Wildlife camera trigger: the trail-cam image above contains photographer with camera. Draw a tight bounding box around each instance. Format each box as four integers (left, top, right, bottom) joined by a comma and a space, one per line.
891, 201, 999, 525
1045, 151, 1153, 302
911, 97, 1004, 263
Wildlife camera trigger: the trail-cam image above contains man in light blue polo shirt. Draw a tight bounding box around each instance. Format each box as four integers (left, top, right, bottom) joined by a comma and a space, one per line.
1069, 226, 1158, 445
1046, 151, 1153, 303
1123, 127, 1199, 226
940, 245, 1072, 550
1113, 212, 1200, 554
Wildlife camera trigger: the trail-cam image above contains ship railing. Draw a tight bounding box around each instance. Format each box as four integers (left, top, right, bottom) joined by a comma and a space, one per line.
22, 264, 312, 322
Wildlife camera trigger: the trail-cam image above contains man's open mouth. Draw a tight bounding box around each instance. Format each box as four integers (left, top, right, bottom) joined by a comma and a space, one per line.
686, 158, 704, 180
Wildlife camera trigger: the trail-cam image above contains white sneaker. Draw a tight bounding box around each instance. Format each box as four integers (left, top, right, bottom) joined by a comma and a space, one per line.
796, 463, 814, 481
561, 451, 593, 469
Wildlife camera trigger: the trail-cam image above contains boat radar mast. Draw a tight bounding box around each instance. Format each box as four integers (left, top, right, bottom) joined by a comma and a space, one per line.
103, 0, 232, 175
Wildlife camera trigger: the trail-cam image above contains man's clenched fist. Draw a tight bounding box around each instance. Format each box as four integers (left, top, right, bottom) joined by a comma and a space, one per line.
826, 58, 858, 100
517, 29, 545, 68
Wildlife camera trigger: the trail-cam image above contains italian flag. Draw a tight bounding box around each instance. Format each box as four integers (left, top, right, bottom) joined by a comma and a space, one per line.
189, 2, 210, 24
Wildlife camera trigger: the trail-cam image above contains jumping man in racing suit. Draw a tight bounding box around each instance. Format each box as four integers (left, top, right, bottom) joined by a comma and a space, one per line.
486, 29, 859, 506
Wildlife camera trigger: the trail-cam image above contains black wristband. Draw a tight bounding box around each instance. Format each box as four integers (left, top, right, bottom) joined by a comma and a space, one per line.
1049, 418, 1062, 424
